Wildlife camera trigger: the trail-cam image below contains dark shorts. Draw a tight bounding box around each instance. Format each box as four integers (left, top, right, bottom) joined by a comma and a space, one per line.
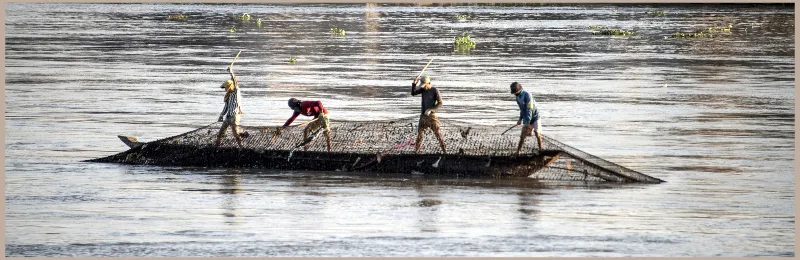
521, 118, 541, 137
418, 113, 440, 132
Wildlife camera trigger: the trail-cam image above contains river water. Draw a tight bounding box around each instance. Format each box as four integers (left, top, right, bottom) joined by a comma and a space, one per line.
4, 3, 795, 257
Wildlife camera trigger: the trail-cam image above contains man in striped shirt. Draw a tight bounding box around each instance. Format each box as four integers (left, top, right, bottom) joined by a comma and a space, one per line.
215, 67, 244, 148
511, 82, 543, 156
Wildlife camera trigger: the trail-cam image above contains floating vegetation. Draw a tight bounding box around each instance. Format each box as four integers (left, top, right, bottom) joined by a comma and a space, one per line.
417, 199, 442, 207
167, 13, 188, 21
229, 13, 258, 25
588, 25, 603, 29
706, 24, 733, 32
330, 28, 346, 36
669, 31, 713, 38
454, 32, 476, 51
288, 57, 297, 64
645, 10, 667, 16
239, 13, 251, 23
592, 29, 639, 36
225, 13, 262, 33
456, 14, 472, 20
667, 24, 732, 39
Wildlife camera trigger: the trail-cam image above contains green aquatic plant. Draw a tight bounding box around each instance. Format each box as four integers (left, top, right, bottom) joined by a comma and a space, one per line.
288, 57, 297, 63
592, 29, 639, 36
167, 13, 188, 21
330, 28, 346, 36
706, 24, 733, 32
240, 13, 251, 22
667, 24, 732, 39
588, 25, 602, 30
225, 13, 262, 33
645, 10, 666, 16
456, 14, 471, 20
454, 32, 476, 51
229, 13, 256, 24
669, 31, 713, 38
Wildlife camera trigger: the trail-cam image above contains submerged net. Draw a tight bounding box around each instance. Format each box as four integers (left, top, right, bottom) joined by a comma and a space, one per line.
135, 116, 663, 183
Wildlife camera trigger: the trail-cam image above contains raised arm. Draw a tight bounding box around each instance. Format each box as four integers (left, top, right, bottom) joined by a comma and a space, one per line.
227, 67, 243, 114
227, 67, 239, 87
411, 77, 423, 96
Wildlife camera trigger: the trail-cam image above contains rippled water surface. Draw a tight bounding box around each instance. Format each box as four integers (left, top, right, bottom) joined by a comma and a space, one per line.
5, 3, 795, 257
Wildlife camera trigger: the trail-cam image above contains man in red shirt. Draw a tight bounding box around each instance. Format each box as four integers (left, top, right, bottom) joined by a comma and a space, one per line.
283, 98, 332, 152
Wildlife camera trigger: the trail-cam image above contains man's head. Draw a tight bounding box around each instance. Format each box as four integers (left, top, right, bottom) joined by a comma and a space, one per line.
510, 82, 522, 95
422, 75, 431, 89
221, 80, 235, 92
288, 98, 301, 111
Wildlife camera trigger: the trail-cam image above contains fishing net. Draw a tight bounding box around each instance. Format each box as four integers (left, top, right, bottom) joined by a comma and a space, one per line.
92, 116, 663, 183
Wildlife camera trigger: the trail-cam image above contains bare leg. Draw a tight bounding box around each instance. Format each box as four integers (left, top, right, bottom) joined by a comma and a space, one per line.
516, 135, 526, 156
535, 131, 543, 153
433, 128, 446, 154
324, 127, 332, 152
303, 126, 311, 151
415, 129, 425, 153
516, 125, 531, 156
232, 124, 244, 148
216, 123, 229, 147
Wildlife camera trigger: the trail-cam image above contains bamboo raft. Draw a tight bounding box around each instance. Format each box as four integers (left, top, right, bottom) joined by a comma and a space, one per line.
86, 117, 665, 183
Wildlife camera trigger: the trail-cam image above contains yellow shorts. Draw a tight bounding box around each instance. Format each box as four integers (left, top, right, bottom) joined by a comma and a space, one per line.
306, 113, 330, 133
222, 114, 241, 128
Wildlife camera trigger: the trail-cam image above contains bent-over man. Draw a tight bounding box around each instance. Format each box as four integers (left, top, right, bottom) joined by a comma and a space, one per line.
511, 82, 543, 156
283, 98, 332, 152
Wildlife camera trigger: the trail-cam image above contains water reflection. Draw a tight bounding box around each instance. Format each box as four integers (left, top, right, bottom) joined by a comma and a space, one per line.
364, 3, 381, 59
289, 174, 331, 202
516, 190, 541, 222
359, 3, 383, 98
413, 182, 441, 233
219, 171, 241, 221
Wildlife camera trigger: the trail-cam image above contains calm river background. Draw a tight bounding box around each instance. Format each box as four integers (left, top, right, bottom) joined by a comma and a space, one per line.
4, 3, 795, 257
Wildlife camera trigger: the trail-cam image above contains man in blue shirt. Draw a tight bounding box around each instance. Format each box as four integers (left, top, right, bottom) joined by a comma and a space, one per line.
511, 82, 542, 156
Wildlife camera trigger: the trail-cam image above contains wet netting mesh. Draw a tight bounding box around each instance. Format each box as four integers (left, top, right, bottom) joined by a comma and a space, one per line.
112, 116, 663, 183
